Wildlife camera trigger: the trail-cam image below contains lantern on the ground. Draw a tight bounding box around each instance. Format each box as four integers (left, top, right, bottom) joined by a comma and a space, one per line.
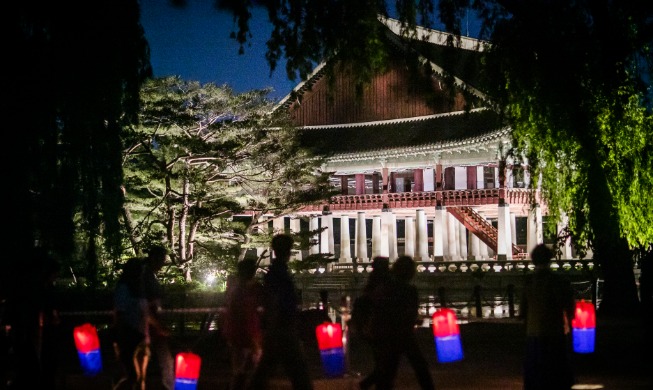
572, 300, 596, 353
73, 323, 103, 376
174, 352, 202, 390
315, 321, 345, 377
432, 308, 464, 363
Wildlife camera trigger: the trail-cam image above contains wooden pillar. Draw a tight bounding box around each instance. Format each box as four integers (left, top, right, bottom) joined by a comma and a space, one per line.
340, 175, 348, 195
413, 169, 424, 192
355, 174, 366, 195
435, 164, 443, 190
372, 173, 380, 194
382, 168, 389, 193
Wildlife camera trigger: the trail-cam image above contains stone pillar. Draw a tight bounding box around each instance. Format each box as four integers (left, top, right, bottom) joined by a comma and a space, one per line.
379, 211, 391, 258
371, 215, 382, 258
339, 215, 352, 262
387, 212, 398, 261
289, 216, 302, 261
433, 206, 445, 261
404, 217, 415, 257
320, 213, 334, 255
309, 215, 320, 255
497, 203, 512, 260
470, 232, 480, 260
559, 212, 573, 259
447, 213, 458, 260
442, 212, 449, 260
526, 204, 543, 255
479, 238, 490, 259
355, 211, 368, 262
272, 216, 285, 234
458, 222, 468, 260
415, 209, 429, 261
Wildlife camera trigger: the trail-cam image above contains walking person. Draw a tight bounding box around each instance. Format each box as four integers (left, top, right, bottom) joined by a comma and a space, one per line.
521, 244, 576, 390
354, 256, 391, 389
361, 255, 435, 390
222, 258, 264, 390
247, 234, 314, 390
112, 258, 151, 390
141, 245, 174, 390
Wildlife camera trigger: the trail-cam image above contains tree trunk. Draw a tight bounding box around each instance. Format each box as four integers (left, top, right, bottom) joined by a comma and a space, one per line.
585, 157, 640, 317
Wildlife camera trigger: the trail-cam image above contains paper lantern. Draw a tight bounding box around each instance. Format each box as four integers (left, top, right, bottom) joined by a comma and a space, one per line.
73, 323, 103, 376
315, 322, 345, 377
572, 300, 596, 353
431, 308, 464, 363
175, 352, 202, 390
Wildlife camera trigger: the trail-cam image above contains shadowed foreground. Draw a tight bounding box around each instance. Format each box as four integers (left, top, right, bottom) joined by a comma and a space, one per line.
57, 316, 651, 389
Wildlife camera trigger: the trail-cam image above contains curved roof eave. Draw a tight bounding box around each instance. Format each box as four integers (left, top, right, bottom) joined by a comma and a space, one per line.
326, 126, 511, 164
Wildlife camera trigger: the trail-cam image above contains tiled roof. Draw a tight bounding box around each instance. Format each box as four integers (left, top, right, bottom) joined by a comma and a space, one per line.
299, 108, 507, 156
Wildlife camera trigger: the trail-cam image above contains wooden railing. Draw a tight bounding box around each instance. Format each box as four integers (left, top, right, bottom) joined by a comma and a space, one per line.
301, 188, 537, 212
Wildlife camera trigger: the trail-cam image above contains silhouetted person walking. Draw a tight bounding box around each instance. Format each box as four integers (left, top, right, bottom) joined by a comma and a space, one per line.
361, 256, 435, 390
112, 257, 151, 390
247, 234, 313, 390
223, 258, 264, 390
521, 244, 576, 390
142, 245, 173, 390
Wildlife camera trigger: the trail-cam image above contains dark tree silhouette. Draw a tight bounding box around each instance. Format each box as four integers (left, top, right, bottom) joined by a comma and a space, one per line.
9, 1, 151, 286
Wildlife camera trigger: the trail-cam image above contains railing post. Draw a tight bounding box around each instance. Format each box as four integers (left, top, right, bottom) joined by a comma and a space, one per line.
474, 285, 482, 318
507, 284, 515, 318
438, 286, 447, 308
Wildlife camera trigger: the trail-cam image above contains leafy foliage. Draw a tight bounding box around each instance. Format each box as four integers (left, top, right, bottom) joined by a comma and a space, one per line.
122, 76, 335, 281
441, 0, 653, 314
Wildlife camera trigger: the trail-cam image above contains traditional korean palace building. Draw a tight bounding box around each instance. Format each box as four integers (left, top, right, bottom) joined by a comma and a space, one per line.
261, 17, 583, 269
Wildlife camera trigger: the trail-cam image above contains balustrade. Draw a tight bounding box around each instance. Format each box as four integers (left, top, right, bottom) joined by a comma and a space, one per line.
316, 188, 527, 213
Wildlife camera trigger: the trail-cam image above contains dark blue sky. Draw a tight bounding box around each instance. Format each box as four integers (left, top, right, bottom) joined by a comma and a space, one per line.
140, 0, 296, 101
140, 0, 482, 102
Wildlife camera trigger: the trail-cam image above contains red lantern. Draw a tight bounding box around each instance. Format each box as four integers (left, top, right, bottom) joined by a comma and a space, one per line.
316, 321, 343, 350
572, 300, 596, 353
175, 352, 202, 390
73, 323, 103, 376
431, 308, 464, 363
315, 322, 345, 377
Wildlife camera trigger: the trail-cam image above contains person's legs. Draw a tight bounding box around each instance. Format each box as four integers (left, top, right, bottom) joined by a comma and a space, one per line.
372, 343, 401, 390
247, 338, 277, 390
279, 333, 313, 390
150, 335, 174, 390
404, 336, 435, 390
359, 341, 382, 389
